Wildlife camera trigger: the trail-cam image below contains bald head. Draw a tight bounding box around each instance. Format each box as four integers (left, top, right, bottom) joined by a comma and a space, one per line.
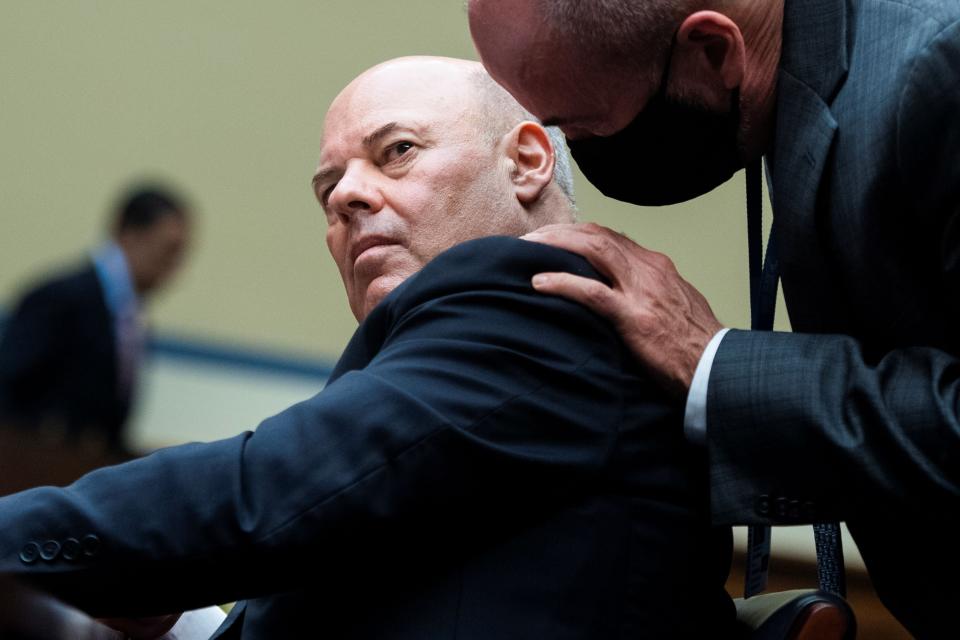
469, 0, 747, 139
471, 0, 784, 167
470, 0, 714, 72
325, 58, 502, 144
323, 57, 573, 200
315, 57, 576, 321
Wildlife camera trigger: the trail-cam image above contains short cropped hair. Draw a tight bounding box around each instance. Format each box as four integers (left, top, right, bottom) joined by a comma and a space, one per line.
541, 0, 715, 82
112, 185, 188, 234
468, 68, 576, 205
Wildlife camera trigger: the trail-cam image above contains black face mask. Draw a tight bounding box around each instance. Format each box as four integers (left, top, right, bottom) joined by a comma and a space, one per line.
566, 48, 744, 206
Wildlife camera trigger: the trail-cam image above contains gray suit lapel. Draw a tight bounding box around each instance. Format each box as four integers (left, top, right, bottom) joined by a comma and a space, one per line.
767, 0, 849, 331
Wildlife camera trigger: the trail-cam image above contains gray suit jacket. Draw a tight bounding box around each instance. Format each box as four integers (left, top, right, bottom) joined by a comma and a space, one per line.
707, 0, 960, 634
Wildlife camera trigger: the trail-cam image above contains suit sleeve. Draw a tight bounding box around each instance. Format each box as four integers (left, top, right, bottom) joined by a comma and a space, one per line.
0, 239, 630, 616
707, 23, 960, 526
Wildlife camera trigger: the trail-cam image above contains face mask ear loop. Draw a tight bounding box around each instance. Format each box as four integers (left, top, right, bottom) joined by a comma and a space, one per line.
653, 31, 679, 103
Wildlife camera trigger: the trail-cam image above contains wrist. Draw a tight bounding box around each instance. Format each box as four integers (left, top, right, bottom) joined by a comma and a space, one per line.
678, 324, 726, 391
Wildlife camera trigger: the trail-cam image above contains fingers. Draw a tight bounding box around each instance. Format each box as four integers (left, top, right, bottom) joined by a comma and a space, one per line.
524, 222, 723, 392
522, 223, 633, 281
531, 272, 621, 318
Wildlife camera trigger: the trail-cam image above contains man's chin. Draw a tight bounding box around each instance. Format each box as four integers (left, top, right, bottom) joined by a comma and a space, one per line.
355, 275, 407, 322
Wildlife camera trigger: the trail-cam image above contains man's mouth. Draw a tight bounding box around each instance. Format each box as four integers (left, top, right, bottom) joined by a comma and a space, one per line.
351, 235, 400, 265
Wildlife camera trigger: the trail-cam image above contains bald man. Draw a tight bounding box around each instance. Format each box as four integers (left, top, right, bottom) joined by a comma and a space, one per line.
0, 58, 735, 639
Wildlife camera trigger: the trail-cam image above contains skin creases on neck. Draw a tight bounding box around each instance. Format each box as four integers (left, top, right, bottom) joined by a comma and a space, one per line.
731, 0, 785, 159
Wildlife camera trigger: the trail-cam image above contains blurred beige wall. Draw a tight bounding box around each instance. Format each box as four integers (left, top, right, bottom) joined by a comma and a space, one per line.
0, 0, 786, 362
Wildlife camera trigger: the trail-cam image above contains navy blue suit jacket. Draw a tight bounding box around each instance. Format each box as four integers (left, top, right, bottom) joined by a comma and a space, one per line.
705, 0, 960, 633
0, 263, 130, 448
0, 238, 733, 638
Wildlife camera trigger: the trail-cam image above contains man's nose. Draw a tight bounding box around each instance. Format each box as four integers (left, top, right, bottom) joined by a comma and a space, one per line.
329, 161, 385, 223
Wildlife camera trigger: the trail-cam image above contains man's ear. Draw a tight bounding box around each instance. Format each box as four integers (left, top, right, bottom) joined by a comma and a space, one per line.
505, 121, 555, 206
675, 11, 746, 97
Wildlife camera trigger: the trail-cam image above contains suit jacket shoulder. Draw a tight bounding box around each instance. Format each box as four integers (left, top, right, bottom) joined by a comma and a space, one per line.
6, 263, 104, 324
0, 261, 119, 436
330, 235, 615, 376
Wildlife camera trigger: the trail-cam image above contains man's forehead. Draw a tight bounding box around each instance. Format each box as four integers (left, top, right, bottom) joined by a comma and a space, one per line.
318, 59, 477, 160
328, 57, 477, 124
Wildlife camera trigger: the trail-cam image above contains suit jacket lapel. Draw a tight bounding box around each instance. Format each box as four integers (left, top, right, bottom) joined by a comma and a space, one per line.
767, 0, 848, 331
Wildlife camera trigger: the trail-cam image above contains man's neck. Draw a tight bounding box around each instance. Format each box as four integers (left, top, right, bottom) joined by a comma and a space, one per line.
734, 0, 785, 160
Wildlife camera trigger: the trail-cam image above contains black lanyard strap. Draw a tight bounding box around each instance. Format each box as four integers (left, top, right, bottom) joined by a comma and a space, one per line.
741, 159, 845, 598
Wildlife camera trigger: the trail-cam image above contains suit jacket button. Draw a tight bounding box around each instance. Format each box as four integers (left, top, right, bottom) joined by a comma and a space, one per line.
61, 538, 82, 561
775, 497, 788, 518
19, 542, 41, 564
755, 495, 771, 517
788, 500, 801, 521
40, 540, 61, 562
81, 534, 101, 557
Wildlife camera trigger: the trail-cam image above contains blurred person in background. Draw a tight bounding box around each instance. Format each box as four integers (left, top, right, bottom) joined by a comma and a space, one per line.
0, 185, 191, 456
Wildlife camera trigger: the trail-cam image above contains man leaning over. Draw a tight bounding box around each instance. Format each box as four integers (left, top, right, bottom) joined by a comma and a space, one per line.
469, 0, 960, 634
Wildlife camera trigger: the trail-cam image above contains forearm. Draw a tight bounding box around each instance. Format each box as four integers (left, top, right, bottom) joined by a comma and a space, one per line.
0, 344, 614, 616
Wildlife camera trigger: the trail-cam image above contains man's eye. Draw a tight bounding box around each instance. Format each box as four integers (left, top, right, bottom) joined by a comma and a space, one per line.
385, 141, 414, 162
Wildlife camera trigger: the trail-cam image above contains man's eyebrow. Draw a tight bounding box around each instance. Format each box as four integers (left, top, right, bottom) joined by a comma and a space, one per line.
312, 122, 413, 194
362, 122, 400, 149
311, 167, 338, 194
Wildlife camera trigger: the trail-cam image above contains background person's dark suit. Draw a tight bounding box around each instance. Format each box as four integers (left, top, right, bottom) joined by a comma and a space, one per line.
705, 0, 960, 633
0, 262, 132, 451
0, 238, 734, 639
